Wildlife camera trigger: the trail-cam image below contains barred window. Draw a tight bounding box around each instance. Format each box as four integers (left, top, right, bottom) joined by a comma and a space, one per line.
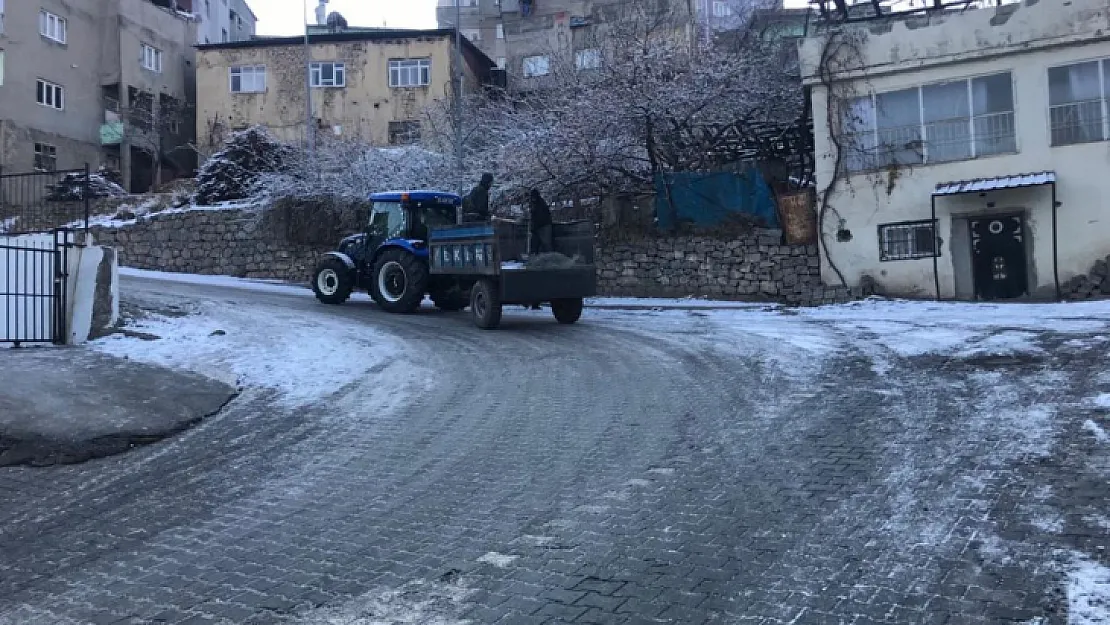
1049, 59, 1110, 146
879, 221, 937, 261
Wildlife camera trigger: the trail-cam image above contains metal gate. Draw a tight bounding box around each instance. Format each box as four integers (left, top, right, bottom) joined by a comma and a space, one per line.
1, 230, 70, 345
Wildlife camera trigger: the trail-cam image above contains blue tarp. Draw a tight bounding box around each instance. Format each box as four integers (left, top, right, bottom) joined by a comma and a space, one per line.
654, 169, 779, 230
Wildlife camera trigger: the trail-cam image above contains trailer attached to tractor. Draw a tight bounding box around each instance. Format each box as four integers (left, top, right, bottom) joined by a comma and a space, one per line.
311, 191, 596, 329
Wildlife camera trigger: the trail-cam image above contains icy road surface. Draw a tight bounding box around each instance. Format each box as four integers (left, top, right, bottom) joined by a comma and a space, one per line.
0, 269, 1108, 624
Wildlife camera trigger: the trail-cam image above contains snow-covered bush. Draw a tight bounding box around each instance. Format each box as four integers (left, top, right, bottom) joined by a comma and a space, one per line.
46, 167, 128, 201
194, 126, 294, 205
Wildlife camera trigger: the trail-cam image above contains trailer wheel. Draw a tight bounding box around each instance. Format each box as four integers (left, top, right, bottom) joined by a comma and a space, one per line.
371, 249, 428, 314
551, 298, 584, 324
312, 258, 354, 305
470, 279, 502, 330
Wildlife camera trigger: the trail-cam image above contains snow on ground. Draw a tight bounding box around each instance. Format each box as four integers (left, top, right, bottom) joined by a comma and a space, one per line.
120, 267, 314, 297
1084, 420, 1109, 444
476, 552, 519, 568
97, 272, 403, 408
797, 298, 1110, 358
1068, 555, 1110, 625
585, 296, 772, 310
1091, 394, 1110, 410
293, 579, 473, 625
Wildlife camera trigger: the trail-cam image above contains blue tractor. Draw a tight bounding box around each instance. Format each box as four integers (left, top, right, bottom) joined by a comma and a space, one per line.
310, 190, 597, 329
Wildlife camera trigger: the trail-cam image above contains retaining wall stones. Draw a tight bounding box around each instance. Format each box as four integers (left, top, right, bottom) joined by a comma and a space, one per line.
91, 209, 326, 283
92, 207, 855, 305
597, 233, 852, 305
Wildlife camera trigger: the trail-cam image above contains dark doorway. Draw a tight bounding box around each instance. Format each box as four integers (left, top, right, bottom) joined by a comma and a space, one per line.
970, 214, 1028, 300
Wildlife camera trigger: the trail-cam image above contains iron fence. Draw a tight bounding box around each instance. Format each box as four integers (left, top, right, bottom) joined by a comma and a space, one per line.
1, 229, 69, 345
0, 165, 91, 235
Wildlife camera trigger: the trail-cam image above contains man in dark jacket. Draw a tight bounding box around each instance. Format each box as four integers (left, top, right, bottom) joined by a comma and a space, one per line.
529, 189, 553, 254
463, 173, 494, 221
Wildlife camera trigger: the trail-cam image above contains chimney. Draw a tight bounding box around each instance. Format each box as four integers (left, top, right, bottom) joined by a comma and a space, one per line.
315, 0, 329, 26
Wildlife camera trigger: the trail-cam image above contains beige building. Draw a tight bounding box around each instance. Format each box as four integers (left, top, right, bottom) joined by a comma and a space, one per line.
800, 0, 1110, 301
0, 0, 197, 191
194, 29, 495, 150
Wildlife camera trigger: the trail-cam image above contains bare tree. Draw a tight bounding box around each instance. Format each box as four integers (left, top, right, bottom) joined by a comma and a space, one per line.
113, 88, 194, 190
423, 0, 805, 204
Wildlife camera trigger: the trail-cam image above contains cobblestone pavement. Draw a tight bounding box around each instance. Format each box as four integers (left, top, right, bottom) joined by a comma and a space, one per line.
1, 277, 1108, 624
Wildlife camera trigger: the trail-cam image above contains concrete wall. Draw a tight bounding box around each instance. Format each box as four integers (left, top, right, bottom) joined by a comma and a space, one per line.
66, 242, 119, 344
195, 35, 461, 149
800, 0, 1110, 299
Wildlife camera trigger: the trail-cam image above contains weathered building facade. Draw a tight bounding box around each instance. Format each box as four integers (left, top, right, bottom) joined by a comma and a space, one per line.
437, 0, 705, 87
194, 30, 494, 151
187, 0, 257, 45
0, 0, 197, 191
800, 0, 1110, 301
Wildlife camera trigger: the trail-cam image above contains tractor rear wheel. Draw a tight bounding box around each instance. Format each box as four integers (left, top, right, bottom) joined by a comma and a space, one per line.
470, 279, 502, 330
371, 249, 428, 314
312, 258, 354, 305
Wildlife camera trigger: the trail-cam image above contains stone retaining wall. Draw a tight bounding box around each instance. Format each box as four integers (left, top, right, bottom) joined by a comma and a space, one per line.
91, 209, 325, 283
92, 207, 854, 305
597, 234, 852, 304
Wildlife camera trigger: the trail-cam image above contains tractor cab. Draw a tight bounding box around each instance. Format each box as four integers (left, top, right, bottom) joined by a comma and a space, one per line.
365, 191, 462, 251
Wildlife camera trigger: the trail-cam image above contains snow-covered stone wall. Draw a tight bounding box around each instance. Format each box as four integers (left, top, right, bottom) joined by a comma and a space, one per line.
91, 209, 325, 283
597, 233, 853, 305
91, 207, 854, 304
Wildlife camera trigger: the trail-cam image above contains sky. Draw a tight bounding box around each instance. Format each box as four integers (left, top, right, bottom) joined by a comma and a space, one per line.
253, 0, 438, 36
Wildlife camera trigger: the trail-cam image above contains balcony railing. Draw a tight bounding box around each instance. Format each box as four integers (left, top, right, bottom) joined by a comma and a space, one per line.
1050, 99, 1107, 146
843, 111, 1016, 173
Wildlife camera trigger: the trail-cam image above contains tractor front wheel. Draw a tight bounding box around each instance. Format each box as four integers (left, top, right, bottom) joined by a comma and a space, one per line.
312, 258, 354, 305
371, 249, 429, 314
470, 279, 502, 330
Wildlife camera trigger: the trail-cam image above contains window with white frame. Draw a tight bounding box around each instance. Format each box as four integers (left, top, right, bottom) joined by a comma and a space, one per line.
389, 58, 431, 88
310, 62, 346, 88
1048, 59, 1110, 146
229, 65, 266, 93
841, 72, 1015, 173
575, 49, 601, 71
39, 10, 66, 43
712, 1, 732, 18
36, 79, 64, 109
141, 44, 163, 73
0, 0, 6, 34
496, 23, 504, 39
462, 29, 480, 42
878, 221, 937, 261
496, 57, 506, 69
523, 55, 550, 78
34, 143, 57, 172
0, 51, 5, 86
